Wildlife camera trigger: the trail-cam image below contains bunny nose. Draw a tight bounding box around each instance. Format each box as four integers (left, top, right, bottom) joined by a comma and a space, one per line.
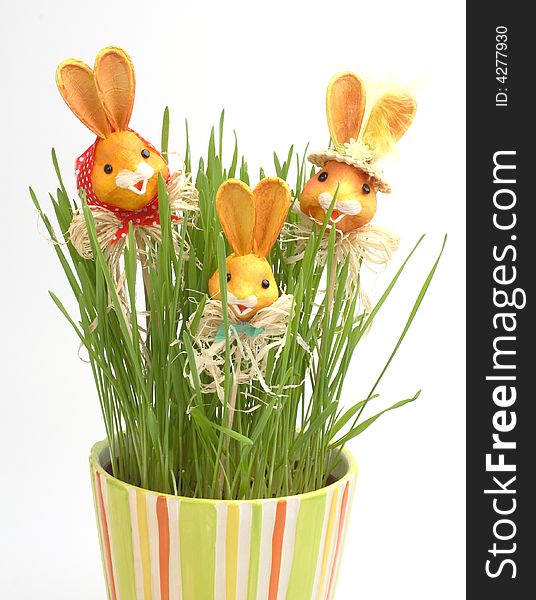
115, 161, 155, 195
227, 292, 258, 318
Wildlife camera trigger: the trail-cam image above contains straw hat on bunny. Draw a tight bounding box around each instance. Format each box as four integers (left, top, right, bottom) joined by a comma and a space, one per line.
302, 72, 416, 233
56, 46, 197, 257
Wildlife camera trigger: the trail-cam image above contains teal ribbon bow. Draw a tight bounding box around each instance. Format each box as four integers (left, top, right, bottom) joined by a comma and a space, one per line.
215, 323, 265, 343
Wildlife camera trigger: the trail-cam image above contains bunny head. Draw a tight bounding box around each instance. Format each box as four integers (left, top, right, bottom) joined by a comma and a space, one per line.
301, 72, 416, 233
208, 178, 291, 320
56, 47, 169, 212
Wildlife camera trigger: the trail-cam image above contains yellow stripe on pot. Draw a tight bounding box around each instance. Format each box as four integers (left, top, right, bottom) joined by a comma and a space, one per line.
328, 480, 357, 599
106, 478, 137, 600
136, 489, 153, 599
319, 486, 340, 596
226, 504, 240, 599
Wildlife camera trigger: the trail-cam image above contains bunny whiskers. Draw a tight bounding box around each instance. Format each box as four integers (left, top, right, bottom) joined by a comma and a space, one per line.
185, 295, 298, 401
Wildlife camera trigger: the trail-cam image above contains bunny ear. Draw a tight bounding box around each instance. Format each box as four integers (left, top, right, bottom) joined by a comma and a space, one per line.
216, 180, 255, 255
94, 46, 135, 132
326, 72, 366, 146
56, 59, 112, 138
362, 92, 417, 159
252, 177, 291, 258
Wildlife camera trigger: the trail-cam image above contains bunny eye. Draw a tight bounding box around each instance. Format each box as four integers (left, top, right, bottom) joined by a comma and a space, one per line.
104, 164, 113, 174
362, 183, 371, 194
226, 273, 231, 282
261, 279, 270, 289
141, 149, 151, 159
318, 172, 328, 182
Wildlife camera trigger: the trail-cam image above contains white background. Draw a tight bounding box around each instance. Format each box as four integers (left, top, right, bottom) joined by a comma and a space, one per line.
0, 1, 465, 598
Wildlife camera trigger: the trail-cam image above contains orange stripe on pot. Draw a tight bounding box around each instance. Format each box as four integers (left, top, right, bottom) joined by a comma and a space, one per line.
326, 482, 350, 600
157, 496, 170, 600
268, 500, 287, 600
275, 497, 299, 598
146, 494, 162, 600
96, 472, 117, 600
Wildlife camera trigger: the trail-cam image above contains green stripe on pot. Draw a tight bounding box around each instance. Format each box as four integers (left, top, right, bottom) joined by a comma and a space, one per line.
179, 500, 217, 600
286, 492, 327, 599
247, 501, 263, 600
106, 478, 137, 599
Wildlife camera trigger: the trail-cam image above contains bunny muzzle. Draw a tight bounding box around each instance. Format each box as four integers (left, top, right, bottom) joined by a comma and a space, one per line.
227, 293, 258, 318
317, 192, 362, 224
115, 161, 155, 196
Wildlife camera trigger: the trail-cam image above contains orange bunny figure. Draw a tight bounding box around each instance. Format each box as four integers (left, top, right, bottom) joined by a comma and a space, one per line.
56, 47, 170, 240
208, 178, 291, 320
301, 72, 417, 233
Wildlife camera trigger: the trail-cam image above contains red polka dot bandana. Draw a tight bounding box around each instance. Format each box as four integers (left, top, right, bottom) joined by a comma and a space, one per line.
75, 131, 174, 242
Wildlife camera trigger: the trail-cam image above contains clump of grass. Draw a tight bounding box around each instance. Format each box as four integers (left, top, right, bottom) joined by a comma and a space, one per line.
30, 110, 445, 499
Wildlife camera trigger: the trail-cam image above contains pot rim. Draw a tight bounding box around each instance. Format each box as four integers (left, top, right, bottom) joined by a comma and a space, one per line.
90, 438, 358, 504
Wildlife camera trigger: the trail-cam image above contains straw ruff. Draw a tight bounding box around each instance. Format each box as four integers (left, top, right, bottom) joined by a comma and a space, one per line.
284, 214, 399, 270
68, 169, 199, 260
187, 295, 295, 399
282, 214, 399, 309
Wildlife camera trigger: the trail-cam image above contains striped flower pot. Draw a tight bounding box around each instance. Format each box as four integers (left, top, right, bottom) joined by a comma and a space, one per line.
90, 440, 358, 600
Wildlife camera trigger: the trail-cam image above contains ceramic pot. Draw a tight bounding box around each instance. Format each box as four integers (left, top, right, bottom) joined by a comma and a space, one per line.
90, 440, 358, 600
